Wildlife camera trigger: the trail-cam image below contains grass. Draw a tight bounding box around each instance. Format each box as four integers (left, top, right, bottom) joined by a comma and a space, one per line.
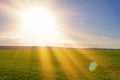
0, 48, 120, 80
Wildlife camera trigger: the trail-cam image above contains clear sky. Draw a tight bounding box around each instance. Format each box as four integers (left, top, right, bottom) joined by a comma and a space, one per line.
0, 0, 120, 48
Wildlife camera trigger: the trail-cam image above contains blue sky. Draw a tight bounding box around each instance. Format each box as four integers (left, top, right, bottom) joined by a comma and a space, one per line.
53, 0, 120, 38
0, 0, 120, 48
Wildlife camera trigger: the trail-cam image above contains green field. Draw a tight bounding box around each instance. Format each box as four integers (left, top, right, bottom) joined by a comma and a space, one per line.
0, 48, 120, 80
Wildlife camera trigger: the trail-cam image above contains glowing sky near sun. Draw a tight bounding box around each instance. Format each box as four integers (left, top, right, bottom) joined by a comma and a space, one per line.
0, 0, 120, 48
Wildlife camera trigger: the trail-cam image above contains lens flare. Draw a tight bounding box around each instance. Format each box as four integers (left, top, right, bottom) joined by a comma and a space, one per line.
89, 62, 97, 72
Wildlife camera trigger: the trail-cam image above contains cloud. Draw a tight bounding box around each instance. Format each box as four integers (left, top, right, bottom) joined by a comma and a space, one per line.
0, 27, 120, 48
0, 36, 21, 46
73, 35, 120, 48
55, 31, 120, 48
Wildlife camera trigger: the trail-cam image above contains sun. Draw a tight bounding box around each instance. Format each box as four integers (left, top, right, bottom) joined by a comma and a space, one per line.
21, 6, 57, 34
15, 6, 59, 45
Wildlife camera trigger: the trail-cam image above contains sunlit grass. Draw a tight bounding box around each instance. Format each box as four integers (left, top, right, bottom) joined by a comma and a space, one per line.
39, 47, 55, 79
0, 49, 120, 80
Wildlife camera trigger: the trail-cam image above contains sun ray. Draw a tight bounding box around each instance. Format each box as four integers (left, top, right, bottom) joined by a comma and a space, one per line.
76, 50, 117, 78
38, 47, 55, 79
60, 49, 94, 79
51, 48, 83, 80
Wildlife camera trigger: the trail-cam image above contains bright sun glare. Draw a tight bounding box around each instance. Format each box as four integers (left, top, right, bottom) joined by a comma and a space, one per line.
22, 7, 56, 33
22, 7, 56, 34
15, 6, 59, 45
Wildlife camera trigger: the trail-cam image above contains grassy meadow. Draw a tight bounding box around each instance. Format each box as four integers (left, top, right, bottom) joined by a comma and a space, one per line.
0, 48, 120, 80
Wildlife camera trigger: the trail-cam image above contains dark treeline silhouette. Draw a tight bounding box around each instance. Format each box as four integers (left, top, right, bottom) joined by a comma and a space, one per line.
0, 46, 119, 50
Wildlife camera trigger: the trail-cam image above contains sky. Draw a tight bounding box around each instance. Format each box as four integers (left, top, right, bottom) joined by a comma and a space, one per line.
0, 0, 120, 48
